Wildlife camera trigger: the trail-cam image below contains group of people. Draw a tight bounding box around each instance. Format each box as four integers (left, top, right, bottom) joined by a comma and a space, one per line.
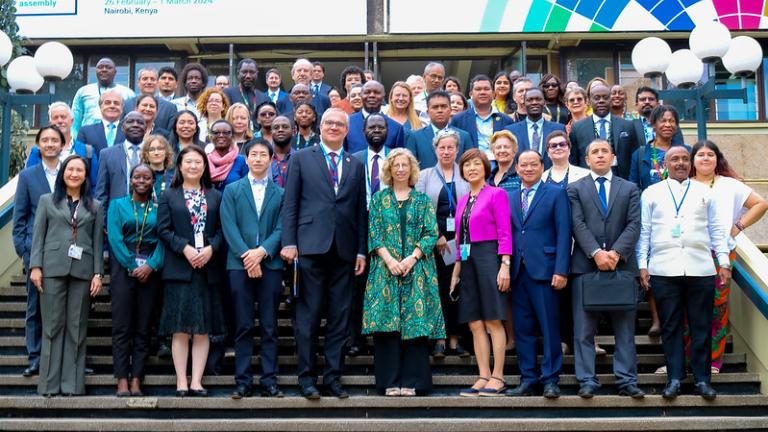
12, 57, 768, 402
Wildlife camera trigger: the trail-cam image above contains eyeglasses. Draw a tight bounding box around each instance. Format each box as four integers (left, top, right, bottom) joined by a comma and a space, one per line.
210, 130, 233, 137
542, 83, 560, 89
567, 97, 584, 103
258, 111, 276, 117
323, 120, 347, 129
637, 96, 657, 102
148, 146, 166, 153
548, 141, 569, 149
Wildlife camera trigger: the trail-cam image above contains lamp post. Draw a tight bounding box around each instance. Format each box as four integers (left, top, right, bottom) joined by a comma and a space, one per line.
0, 33, 73, 184
631, 21, 763, 141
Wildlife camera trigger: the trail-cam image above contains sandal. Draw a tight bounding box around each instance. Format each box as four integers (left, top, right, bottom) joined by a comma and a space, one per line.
479, 376, 507, 397
400, 388, 416, 397
655, 366, 667, 374
385, 387, 401, 396
459, 377, 489, 397
711, 366, 720, 374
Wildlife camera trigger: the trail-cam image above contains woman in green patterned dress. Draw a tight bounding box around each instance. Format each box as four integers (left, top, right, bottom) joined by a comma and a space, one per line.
362, 148, 445, 397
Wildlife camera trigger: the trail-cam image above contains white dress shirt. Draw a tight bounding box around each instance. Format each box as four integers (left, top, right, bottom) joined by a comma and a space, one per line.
364, 146, 388, 207
123, 141, 143, 188
636, 178, 729, 276
248, 173, 268, 217
526, 117, 545, 154
590, 170, 613, 206
43, 161, 60, 192
592, 113, 611, 138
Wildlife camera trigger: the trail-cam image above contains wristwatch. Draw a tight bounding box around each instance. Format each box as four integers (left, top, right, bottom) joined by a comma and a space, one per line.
501, 259, 511, 266
93, 273, 103, 279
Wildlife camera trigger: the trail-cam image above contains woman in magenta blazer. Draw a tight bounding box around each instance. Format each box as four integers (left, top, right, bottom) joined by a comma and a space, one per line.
449, 149, 512, 397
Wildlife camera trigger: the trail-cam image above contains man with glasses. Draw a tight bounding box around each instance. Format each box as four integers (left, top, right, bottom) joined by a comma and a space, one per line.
505, 88, 565, 169
632, 86, 684, 147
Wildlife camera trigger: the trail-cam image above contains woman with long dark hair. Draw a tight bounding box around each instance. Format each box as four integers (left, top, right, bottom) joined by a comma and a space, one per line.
293, 102, 320, 150
30, 155, 103, 397
491, 71, 515, 115
539, 73, 569, 125
170, 110, 204, 154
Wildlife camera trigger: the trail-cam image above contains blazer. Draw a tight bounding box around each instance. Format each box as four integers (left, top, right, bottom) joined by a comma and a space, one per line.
450, 107, 514, 150
13, 165, 52, 258
509, 182, 572, 281
567, 174, 641, 275
224, 85, 270, 117
122, 96, 178, 131
77, 122, 125, 154
405, 126, 474, 169
281, 145, 367, 262
29, 194, 104, 280
345, 112, 405, 153
632, 117, 684, 148
157, 187, 225, 284
26, 142, 100, 189
453, 186, 512, 259
416, 164, 470, 209
505, 119, 566, 169
276, 92, 331, 119
221, 177, 284, 271
95, 143, 132, 215
568, 115, 639, 180
311, 82, 333, 97
266, 89, 290, 105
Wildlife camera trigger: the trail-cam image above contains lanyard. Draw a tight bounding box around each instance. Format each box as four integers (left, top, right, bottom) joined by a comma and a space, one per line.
545, 104, 561, 123
240, 88, 255, 112
132, 199, 151, 254
435, 166, 456, 215
650, 145, 667, 181
666, 180, 691, 217
70, 200, 81, 243
320, 145, 343, 187
364, 148, 388, 195
273, 153, 290, 187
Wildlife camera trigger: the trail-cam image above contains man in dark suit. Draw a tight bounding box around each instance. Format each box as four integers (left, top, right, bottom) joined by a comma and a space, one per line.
406, 90, 473, 168
290, 59, 331, 115
276, 84, 317, 120
567, 139, 644, 399
310, 61, 333, 97
344, 80, 404, 153
95, 112, 146, 217
265, 68, 290, 105
505, 88, 566, 169
450, 74, 514, 158
77, 90, 125, 153
569, 84, 639, 180
122, 68, 177, 131
12, 128, 64, 377
221, 140, 285, 399
280, 108, 367, 400
505, 149, 571, 399
223, 59, 269, 123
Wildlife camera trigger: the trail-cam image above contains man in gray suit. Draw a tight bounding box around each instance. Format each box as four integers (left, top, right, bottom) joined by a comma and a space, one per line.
567, 139, 644, 399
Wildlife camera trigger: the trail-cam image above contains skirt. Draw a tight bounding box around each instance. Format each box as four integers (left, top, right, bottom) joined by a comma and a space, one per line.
159, 270, 226, 336
457, 241, 509, 323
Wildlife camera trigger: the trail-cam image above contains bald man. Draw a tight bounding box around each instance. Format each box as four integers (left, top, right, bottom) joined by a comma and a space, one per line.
343, 80, 405, 153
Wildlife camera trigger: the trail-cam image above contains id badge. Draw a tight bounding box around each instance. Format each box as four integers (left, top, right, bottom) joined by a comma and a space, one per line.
460, 244, 471, 261
134, 254, 148, 268
671, 223, 681, 238
194, 232, 205, 249
68, 244, 83, 260
446, 217, 455, 232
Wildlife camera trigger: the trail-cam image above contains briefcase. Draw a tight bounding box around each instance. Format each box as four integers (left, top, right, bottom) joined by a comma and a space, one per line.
580, 270, 638, 312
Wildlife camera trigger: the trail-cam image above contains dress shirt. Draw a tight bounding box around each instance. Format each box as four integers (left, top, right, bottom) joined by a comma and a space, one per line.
365, 146, 388, 206
592, 113, 611, 139
320, 141, 344, 194
123, 141, 144, 188
71, 83, 135, 137
474, 111, 494, 157
641, 116, 655, 144
521, 180, 542, 211
526, 117, 545, 154
157, 93, 175, 102
268, 88, 279, 103
590, 171, 613, 206
43, 162, 60, 192
636, 178, 729, 276
59, 144, 77, 163
102, 119, 119, 147
172, 95, 201, 119
248, 173, 268, 216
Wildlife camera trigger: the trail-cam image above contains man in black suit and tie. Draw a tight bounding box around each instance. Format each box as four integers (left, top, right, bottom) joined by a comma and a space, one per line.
77, 90, 125, 153
505, 88, 566, 169
567, 139, 644, 399
223, 59, 269, 123
13, 126, 65, 377
569, 84, 639, 179
122, 68, 177, 132
310, 61, 333, 97
280, 108, 367, 400
405, 90, 472, 168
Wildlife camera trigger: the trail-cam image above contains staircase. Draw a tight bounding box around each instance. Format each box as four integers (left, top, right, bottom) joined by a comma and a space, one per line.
1, 273, 768, 431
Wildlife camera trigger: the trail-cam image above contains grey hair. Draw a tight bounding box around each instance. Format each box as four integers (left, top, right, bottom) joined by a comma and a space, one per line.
48, 101, 73, 120
423, 62, 445, 74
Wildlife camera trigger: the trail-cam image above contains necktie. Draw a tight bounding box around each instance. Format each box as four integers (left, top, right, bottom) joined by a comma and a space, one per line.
269, 92, 276, 103
531, 123, 541, 153
521, 188, 530, 217
597, 177, 608, 214
371, 154, 380, 194
312, 84, 319, 96
251, 177, 268, 187
328, 151, 339, 189
130, 144, 140, 169
106, 123, 116, 147
598, 119, 608, 140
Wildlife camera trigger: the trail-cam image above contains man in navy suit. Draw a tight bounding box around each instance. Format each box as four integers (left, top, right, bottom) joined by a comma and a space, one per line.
406, 90, 473, 168
265, 68, 290, 105
77, 90, 125, 153
276, 84, 315, 120
280, 108, 367, 400
221, 140, 285, 399
450, 74, 514, 159
505, 88, 566, 169
223, 59, 269, 123
310, 61, 333, 97
13, 126, 64, 377
505, 149, 572, 399
344, 80, 404, 153
95, 112, 147, 217
122, 68, 177, 131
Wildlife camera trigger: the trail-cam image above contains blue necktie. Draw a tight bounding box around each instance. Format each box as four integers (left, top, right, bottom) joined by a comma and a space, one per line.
531, 123, 541, 153
269, 92, 277, 103
106, 123, 116, 147
598, 119, 608, 140
597, 177, 608, 214
251, 177, 268, 187
521, 188, 531, 217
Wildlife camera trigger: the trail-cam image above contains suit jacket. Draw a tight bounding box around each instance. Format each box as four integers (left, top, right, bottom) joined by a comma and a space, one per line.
29, 194, 104, 279
13, 165, 52, 258
266, 89, 290, 105
277, 93, 331, 119
568, 115, 639, 180
157, 187, 224, 284
224, 86, 270, 122
77, 122, 125, 154
450, 107, 514, 150
311, 82, 332, 97
505, 119, 566, 169
632, 118, 684, 147
567, 174, 641, 275
221, 177, 284, 271
95, 144, 131, 213
122, 96, 177, 131
281, 145, 367, 261
510, 182, 572, 281
405, 126, 473, 169
345, 112, 405, 153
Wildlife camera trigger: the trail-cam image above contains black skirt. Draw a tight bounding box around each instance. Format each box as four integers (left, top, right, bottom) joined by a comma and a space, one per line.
159, 270, 225, 336
457, 241, 508, 323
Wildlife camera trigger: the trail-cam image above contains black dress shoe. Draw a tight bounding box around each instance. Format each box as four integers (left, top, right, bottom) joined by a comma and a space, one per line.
156, 344, 171, 359
116, 390, 131, 398
347, 345, 362, 357
130, 390, 144, 397
23, 365, 39, 377
324, 381, 349, 399
504, 382, 537, 397
431, 343, 446, 358
300, 384, 321, 400
231, 384, 252, 399
188, 388, 208, 397
451, 344, 471, 358
175, 390, 188, 398
84, 367, 94, 376
618, 384, 645, 399
261, 384, 284, 398
662, 380, 681, 400
543, 383, 561, 399
577, 385, 597, 399
694, 382, 717, 401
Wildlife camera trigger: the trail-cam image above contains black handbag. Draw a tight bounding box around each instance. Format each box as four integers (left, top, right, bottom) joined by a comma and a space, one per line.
580, 270, 638, 312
